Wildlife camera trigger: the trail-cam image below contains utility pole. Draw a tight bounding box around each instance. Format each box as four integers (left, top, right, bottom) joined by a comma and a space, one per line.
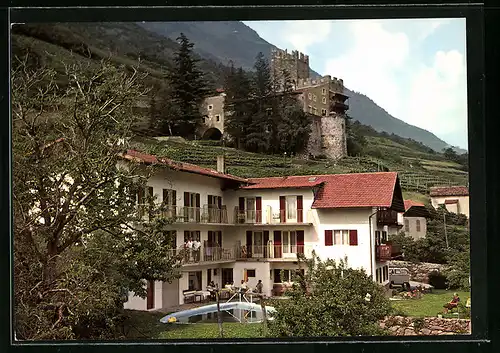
215, 285, 224, 338
443, 210, 449, 249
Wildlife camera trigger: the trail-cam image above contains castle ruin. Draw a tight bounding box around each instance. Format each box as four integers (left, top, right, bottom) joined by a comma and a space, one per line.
200, 48, 349, 160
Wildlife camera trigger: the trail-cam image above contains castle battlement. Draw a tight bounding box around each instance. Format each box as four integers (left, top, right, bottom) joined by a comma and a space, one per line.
296, 75, 345, 91
271, 48, 309, 64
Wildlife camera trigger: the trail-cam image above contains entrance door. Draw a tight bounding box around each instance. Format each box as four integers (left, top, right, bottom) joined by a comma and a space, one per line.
146, 280, 155, 310
286, 196, 297, 222
253, 231, 264, 257
246, 198, 256, 223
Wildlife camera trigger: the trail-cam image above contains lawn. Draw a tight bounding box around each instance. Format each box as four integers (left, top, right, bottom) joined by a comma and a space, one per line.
391, 290, 470, 318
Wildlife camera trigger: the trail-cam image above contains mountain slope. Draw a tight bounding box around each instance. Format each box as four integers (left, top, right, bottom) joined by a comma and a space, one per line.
138, 21, 463, 153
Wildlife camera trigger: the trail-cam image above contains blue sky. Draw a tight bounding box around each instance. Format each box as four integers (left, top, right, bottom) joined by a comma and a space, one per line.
244, 19, 467, 150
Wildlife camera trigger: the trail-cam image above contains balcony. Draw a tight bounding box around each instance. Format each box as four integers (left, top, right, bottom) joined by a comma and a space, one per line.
377, 209, 399, 226
236, 244, 314, 261
170, 246, 236, 266
331, 101, 349, 111
138, 204, 230, 224
233, 207, 311, 225
376, 244, 392, 262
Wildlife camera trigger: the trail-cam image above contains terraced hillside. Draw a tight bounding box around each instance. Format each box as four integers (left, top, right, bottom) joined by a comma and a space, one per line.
131, 136, 468, 196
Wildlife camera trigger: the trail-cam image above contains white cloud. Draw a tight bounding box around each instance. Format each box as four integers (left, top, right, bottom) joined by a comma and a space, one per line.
281, 20, 332, 53
406, 50, 467, 147
324, 20, 410, 119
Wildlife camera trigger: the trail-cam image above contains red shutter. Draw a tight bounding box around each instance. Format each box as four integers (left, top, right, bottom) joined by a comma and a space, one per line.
297, 195, 303, 223
217, 231, 222, 247
172, 190, 177, 206
280, 196, 286, 223
325, 230, 333, 246
274, 231, 282, 258
256, 197, 262, 223
217, 196, 222, 209
349, 230, 358, 246
296, 230, 304, 254
195, 194, 201, 222
239, 197, 245, 211
184, 192, 189, 206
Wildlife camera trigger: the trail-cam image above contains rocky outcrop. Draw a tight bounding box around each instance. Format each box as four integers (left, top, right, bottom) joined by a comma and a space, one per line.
388, 260, 448, 284
380, 316, 471, 336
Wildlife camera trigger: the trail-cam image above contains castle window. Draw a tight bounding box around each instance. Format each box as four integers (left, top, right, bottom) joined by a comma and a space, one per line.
208, 105, 213, 110
322, 97, 327, 104
313, 107, 317, 115
308, 106, 313, 113
308, 93, 312, 100
321, 109, 327, 116
322, 88, 326, 95
215, 115, 220, 122
313, 95, 317, 102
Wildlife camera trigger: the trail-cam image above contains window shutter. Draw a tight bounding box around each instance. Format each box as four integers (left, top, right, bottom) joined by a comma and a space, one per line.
172, 190, 177, 206
217, 196, 222, 209
184, 192, 189, 207
217, 231, 222, 247
273, 231, 282, 258
239, 197, 245, 212
296, 230, 304, 254
279, 196, 286, 223
349, 230, 358, 246
246, 231, 253, 258
297, 196, 303, 223
256, 197, 262, 223
263, 231, 269, 257
325, 230, 333, 246
195, 193, 200, 208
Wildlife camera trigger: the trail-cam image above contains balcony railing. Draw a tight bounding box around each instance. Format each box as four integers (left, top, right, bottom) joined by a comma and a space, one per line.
236, 244, 313, 260
377, 209, 399, 226
170, 247, 236, 265
138, 204, 229, 224
233, 207, 307, 224
376, 244, 392, 262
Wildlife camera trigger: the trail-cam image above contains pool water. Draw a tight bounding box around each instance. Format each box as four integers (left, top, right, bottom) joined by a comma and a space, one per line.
176, 309, 264, 324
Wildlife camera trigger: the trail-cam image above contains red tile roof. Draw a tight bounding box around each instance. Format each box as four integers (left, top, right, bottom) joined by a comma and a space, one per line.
444, 199, 459, 204
120, 150, 248, 183
404, 200, 425, 211
430, 186, 469, 197
242, 176, 324, 189
245, 172, 401, 209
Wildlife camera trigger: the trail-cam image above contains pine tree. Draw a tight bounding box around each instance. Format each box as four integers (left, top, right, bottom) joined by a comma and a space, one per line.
224, 64, 253, 149
168, 33, 209, 138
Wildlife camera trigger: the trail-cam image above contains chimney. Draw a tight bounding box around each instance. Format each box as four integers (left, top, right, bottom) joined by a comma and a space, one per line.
217, 155, 225, 174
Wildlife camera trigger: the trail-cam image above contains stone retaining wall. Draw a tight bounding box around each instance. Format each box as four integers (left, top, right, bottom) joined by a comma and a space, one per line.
380, 316, 471, 336
388, 260, 448, 284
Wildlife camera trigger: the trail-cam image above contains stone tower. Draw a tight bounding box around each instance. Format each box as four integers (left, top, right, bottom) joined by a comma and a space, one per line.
270, 48, 310, 87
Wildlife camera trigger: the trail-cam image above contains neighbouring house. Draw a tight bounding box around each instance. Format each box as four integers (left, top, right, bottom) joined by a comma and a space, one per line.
401, 200, 430, 240
430, 186, 469, 218
119, 150, 405, 311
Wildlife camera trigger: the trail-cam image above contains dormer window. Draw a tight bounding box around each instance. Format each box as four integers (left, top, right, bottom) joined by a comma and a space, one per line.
208, 105, 213, 110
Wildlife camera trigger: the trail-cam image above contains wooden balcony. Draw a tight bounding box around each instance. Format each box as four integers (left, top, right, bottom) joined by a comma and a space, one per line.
233, 207, 309, 225
376, 244, 392, 262
377, 209, 399, 226
170, 247, 236, 266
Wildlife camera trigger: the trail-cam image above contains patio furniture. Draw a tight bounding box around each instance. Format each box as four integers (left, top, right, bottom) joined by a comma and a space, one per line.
183, 290, 196, 304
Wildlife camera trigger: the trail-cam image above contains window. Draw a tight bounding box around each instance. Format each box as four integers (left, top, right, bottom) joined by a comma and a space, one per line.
282, 230, 297, 253
184, 230, 201, 242
208, 104, 213, 110
308, 93, 312, 100
266, 108, 273, 116
246, 197, 256, 220
326, 230, 358, 245
308, 105, 313, 113
322, 97, 327, 104
381, 231, 388, 243
215, 115, 220, 122
184, 192, 200, 221
286, 196, 297, 220
246, 269, 256, 278
376, 268, 381, 283
404, 219, 410, 232
313, 94, 317, 102
375, 230, 381, 245
416, 219, 421, 232
321, 109, 327, 116
313, 107, 317, 115
334, 230, 350, 245
322, 88, 326, 95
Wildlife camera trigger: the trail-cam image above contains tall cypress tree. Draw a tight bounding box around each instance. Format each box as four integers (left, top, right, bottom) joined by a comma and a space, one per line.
168, 33, 209, 138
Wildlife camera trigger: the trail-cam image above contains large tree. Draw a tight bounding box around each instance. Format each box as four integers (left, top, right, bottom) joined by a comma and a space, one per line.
12, 55, 182, 340
267, 255, 391, 337
168, 33, 210, 138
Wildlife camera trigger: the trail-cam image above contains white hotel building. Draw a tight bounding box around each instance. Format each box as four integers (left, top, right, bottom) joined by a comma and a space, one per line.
120, 150, 406, 311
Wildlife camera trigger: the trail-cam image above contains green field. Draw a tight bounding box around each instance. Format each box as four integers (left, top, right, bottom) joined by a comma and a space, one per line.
391, 290, 471, 318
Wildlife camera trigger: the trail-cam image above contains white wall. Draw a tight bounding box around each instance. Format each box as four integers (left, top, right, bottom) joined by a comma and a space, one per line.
403, 216, 427, 240
312, 207, 377, 279
431, 195, 469, 218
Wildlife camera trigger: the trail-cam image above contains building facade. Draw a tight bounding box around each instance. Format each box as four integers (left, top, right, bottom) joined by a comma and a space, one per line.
401, 200, 430, 240
121, 150, 405, 311
430, 186, 469, 218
